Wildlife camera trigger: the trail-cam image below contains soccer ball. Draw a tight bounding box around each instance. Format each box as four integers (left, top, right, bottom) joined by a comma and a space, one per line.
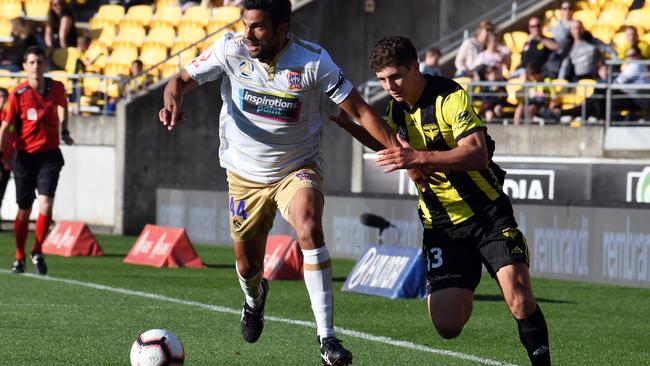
130, 329, 185, 366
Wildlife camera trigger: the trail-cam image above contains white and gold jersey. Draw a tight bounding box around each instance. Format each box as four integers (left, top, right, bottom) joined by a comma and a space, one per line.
185, 32, 353, 183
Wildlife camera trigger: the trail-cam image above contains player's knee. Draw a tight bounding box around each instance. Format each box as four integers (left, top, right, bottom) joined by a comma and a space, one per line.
295, 219, 323, 247
507, 296, 536, 319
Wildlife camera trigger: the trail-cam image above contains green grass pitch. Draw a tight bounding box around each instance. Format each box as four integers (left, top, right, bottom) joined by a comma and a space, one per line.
0, 232, 648, 365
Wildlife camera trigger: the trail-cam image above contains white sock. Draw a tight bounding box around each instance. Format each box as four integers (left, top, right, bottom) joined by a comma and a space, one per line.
236, 263, 263, 308
302, 246, 335, 339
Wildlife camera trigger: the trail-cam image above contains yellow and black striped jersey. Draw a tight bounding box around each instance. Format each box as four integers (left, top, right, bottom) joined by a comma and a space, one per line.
386, 75, 506, 230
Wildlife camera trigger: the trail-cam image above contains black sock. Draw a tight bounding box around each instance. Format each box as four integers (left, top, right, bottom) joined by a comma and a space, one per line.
516, 304, 550, 366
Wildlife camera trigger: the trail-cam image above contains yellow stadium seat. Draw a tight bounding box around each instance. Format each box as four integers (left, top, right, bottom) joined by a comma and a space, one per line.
124, 4, 153, 27
603, 1, 629, 13
0, 18, 12, 39
109, 45, 139, 66
146, 26, 176, 49
51, 47, 82, 74
155, 0, 176, 8
212, 6, 242, 27
160, 60, 181, 79
24, 0, 49, 20
0, 69, 17, 90
180, 6, 210, 29
590, 24, 616, 43
625, 9, 650, 31
596, 9, 626, 29
104, 63, 131, 77
170, 43, 197, 65
114, 25, 146, 49
506, 77, 525, 106
0, 3, 24, 19
96, 25, 117, 48
150, 6, 182, 29
94, 4, 126, 24
47, 70, 72, 90
82, 43, 108, 73
573, 9, 598, 31
82, 75, 103, 97
612, 31, 628, 52
140, 43, 168, 68
178, 27, 206, 43
453, 77, 471, 91
503, 31, 528, 54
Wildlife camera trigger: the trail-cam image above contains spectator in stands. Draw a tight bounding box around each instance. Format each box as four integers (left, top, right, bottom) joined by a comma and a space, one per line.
474, 33, 509, 76
617, 26, 650, 60
511, 16, 558, 78
616, 46, 650, 84
549, 1, 573, 48
130, 59, 153, 91
0, 18, 39, 72
558, 20, 602, 81
0, 87, 12, 223
45, 0, 78, 50
480, 65, 508, 122
419, 47, 441, 77
455, 20, 494, 77
562, 61, 608, 122
514, 63, 561, 125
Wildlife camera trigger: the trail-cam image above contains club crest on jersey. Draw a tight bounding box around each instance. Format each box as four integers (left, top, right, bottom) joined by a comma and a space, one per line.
287, 70, 303, 90
239, 60, 254, 78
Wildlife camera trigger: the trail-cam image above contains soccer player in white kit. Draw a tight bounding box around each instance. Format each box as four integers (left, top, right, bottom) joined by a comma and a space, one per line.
158, 1, 397, 364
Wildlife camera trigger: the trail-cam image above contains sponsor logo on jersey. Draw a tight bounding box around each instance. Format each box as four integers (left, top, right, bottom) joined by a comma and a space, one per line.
422, 123, 440, 141
239, 60, 254, 78
287, 70, 303, 90
240, 89, 301, 122
626, 166, 650, 203
295, 171, 311, 180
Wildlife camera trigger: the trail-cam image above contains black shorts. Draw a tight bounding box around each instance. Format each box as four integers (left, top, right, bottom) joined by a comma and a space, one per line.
12, 149, 65, 209
423, 197, 530, 294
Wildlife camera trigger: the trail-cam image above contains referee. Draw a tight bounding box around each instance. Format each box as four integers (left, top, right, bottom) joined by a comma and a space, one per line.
0, 46, 74, 275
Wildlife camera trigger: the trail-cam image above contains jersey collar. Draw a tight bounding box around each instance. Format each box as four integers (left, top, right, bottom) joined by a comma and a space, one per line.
260, 34, 294, 80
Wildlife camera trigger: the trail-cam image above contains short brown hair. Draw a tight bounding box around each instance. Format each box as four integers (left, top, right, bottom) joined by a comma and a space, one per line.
368, 36, 418, 72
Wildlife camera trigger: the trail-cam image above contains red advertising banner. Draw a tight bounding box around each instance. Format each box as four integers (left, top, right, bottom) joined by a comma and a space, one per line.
124, 224, 205, 268
42, 221, 104, 257
263, 235, 303, 280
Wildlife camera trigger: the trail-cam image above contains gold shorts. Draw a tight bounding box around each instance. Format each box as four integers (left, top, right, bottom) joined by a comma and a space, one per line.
227, 166, 323, 242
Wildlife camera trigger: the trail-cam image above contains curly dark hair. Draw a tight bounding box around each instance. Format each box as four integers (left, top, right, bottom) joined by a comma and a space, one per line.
244, 0, 292, 28
368, 36, 418, 72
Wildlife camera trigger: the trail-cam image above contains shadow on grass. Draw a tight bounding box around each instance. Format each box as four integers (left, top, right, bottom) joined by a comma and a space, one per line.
205, 263, 236, 269
332, 276, 348, 283
475, 294, 576, 304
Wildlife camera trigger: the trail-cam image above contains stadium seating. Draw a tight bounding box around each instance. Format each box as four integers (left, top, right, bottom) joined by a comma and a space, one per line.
502, 31, 528, 54
52, 47, 82, 74
150, 6, 183, 29
24, 0, 49, 20
123, 4, 153, 27
0, 2, 24, 19
90, 4, 125, 28
109, 45, 139, 66
0, 18, 11, 39
114, 25, 146, 49
146, 26, 176, 49
212, 6, 242, 28
179, 6, 211, 31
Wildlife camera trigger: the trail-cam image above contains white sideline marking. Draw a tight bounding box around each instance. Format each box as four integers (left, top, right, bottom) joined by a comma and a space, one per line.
0, 270, 517, 366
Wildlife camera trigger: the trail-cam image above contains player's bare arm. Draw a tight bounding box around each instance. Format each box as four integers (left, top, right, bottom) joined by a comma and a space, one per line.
58, 105, 74, 145
159, 70, 198, 131
337, 89, 398, 149
377, 130, 489, 173
329, 108, 385, 151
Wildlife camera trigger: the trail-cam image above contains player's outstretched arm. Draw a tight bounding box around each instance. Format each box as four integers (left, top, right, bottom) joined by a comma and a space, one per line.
377, 131, 488, 173
329, 108, 385, 151
338, 88, 398, 149
159, 70, 198, 131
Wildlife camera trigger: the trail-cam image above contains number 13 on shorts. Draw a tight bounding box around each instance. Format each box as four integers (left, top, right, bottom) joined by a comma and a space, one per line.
229, 196, 248, 220
428, 247, 443, 269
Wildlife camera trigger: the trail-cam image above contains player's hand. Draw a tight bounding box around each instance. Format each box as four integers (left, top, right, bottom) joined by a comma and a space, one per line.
62, 135, 74, 145
158, 99, 186, 131
328, 108, 354, 128
376, 134, 421, 172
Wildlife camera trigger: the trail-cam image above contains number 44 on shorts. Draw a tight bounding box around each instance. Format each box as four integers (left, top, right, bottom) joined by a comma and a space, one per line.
229, 196, 248, 220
